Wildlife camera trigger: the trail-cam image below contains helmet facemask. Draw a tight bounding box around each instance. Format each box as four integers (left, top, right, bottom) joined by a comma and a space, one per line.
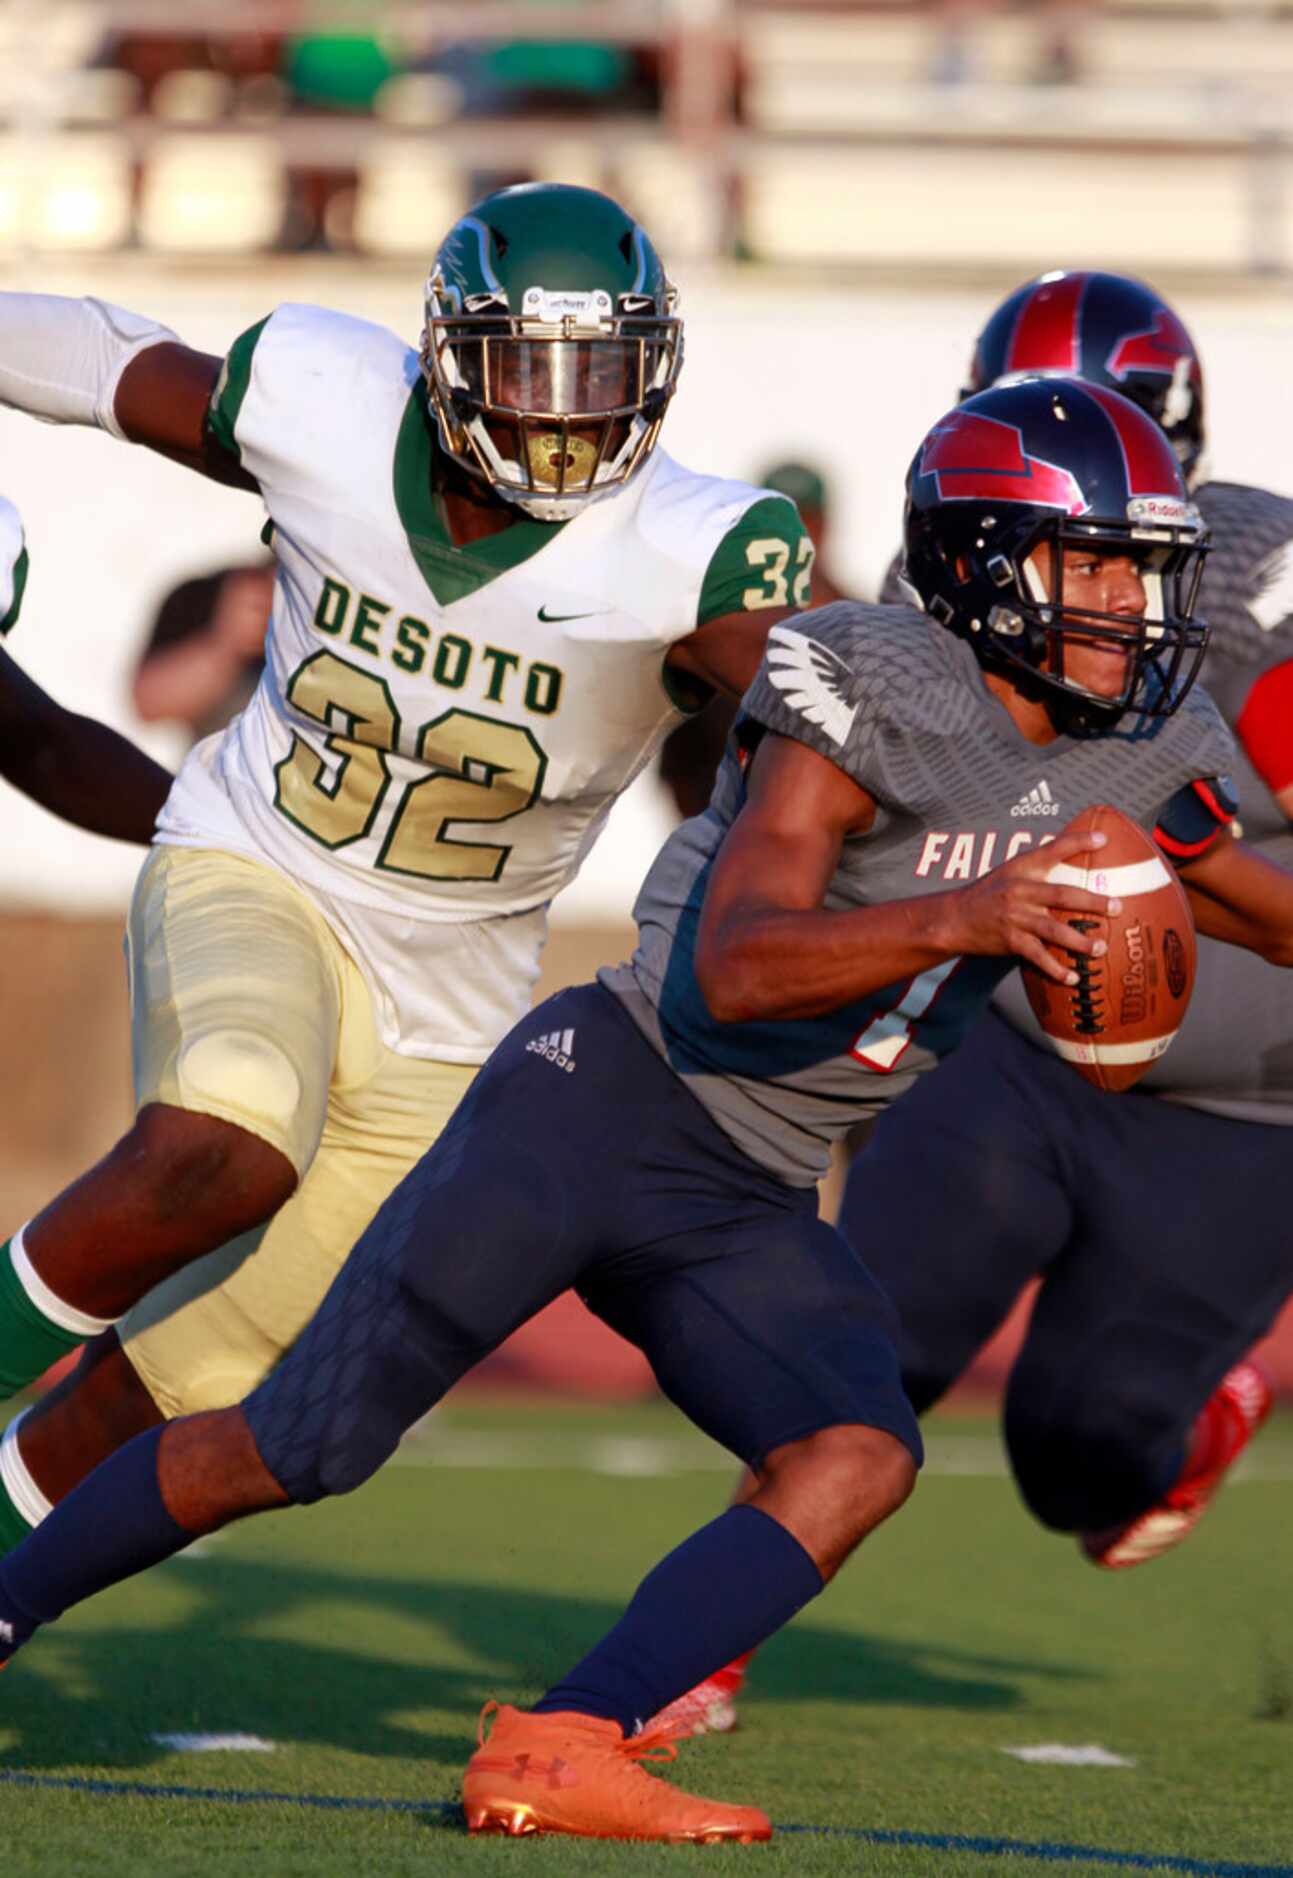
421, 274, 683, 522
911, 506, 1209, 735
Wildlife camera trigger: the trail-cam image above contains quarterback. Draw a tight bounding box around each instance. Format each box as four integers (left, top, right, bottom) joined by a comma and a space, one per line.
0, 495, 170, 843
0, 185, 810, 1549
4, 381, 1293, 1843
667, 273, 1293, 1738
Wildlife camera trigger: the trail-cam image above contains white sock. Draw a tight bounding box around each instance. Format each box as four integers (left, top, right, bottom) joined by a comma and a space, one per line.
0, 1409, 51, 1528
9, 1223, 116, 1337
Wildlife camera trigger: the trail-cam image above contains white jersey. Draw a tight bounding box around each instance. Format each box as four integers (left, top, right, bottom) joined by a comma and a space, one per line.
157, 303, 808, 1061
0, 495, 27, 636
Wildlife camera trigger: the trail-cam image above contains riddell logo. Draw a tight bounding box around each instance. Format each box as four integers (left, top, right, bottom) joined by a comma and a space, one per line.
1011, 781, 1060, 818
526, 1027, 576, 1073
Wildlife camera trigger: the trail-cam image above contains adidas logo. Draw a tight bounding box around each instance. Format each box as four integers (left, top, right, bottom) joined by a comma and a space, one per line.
1011, 780, 1060, 818
526, 1026, 576, 1073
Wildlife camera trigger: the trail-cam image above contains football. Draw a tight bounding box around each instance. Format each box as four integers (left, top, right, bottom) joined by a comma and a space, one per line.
1021, 803, 1196, 1092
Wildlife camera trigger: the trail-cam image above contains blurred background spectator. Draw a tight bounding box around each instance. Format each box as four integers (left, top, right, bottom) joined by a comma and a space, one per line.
132, 562, 273, 745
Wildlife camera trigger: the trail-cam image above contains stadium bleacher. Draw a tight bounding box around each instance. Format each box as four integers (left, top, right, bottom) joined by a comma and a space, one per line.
0, 0, 1287, 272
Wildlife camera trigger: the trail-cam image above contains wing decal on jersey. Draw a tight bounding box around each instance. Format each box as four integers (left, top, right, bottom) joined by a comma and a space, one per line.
764, 625, 857, 747
1249, 539, 1293, 633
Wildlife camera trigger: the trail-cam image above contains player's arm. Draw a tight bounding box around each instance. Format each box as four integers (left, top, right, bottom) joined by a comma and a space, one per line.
695, 733, 1114, 1020
665, 495, 817, 703
114, 343, 254, 488
0, 293, 254, 490
1155, 775, 1293, 962
1235, 657, 1293, 823
1172, 829, 1293, 964
0, 646, 172, 843
665, 603, 801, 700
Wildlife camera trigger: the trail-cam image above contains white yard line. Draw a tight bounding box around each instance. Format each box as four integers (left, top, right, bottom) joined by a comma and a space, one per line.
151, 1733, 275, 1753
391, 1426, 1293, 1481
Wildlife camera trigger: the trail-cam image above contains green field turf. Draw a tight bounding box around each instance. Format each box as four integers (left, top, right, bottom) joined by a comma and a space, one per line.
1, 1395, 1290, 1877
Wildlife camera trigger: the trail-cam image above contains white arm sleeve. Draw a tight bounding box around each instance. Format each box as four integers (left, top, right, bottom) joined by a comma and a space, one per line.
0, 294, 179, 439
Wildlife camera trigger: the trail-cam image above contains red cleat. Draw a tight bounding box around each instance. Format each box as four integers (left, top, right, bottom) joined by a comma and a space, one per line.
462, 1702, 771, 1842
646, 1650, 753, 1738
1081, 1361, 1273, 1569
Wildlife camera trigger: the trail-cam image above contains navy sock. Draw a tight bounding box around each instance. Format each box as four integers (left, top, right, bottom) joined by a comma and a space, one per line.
534, 1504, 823, 1735
0, 1426, 189, 1662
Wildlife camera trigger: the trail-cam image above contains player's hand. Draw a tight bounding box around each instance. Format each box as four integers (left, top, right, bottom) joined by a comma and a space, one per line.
939, 823, 1121, 985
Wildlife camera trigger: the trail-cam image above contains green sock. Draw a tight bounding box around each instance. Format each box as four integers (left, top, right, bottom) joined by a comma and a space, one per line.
0, 1235, 100, 1398
0, 1456, 34, 1557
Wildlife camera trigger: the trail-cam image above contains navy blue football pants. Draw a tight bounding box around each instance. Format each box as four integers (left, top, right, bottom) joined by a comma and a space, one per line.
838, 1007, 1292, 1533
245, 983, 921, 1504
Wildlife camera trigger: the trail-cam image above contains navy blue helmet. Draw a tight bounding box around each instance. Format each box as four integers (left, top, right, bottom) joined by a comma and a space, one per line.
904, 378, 1209, 733
965, 271, 1206, 487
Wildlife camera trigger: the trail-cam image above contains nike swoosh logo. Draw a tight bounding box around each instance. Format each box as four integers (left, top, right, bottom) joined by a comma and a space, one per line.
537, 605, 605, 623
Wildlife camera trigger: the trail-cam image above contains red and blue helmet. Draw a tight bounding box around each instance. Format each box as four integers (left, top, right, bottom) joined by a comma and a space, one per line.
965, 270, 1205, 487
904, 378, 1209, 732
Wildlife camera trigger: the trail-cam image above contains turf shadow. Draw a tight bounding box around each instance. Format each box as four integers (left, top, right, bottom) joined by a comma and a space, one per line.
0, 1552, 1092, 1774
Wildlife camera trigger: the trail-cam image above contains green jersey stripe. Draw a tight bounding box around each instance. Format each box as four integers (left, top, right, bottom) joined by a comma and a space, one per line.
207, 316, 271, 468
0, 545, 29, 637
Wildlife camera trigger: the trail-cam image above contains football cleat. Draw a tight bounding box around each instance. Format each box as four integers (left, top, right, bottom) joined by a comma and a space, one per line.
461, 1701, 772, 1843
646, 1649, 752, 1738
1081, 1361, 1273, 1569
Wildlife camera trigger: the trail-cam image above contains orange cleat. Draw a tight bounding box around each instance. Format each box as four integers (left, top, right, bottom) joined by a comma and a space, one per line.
1081, 1361, 1273, 1569
461, 1701, 772, 1843
647, 1649, 753, 1738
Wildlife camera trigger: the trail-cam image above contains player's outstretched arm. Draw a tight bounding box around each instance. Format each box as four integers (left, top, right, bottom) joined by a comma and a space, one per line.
1172, 831, 1293, 965
695, 737, 1115, 1022
0, 647, 172, 843
664, 604, 803, 702
0, 293, 253, 489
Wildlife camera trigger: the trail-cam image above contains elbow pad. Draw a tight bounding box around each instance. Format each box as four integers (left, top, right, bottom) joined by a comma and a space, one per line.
0, 293, 179, 438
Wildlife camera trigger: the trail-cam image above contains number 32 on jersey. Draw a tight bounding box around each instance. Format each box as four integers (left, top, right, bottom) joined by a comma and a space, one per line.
743, 536, 814, 609
274, 649, 547, 882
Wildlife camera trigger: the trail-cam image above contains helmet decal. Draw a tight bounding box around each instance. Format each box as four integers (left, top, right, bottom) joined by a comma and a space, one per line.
1003, 271, 1086, 378
458, 215, 504, 297
917, 411, 1087, 515
1075, 381, 1188, 505
1106, 304, 1197, 382
629, 224, 653, 293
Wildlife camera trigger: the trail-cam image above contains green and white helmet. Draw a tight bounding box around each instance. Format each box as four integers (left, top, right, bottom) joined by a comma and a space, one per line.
422, 182, 683, 522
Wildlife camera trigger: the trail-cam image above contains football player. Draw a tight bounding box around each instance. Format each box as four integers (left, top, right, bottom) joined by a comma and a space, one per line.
665, 272, 1293, 1737
0, 495, 171, 844
848, 270, 1292, 1567
4, 381, 1292, 1843
0, 184, 813, 1554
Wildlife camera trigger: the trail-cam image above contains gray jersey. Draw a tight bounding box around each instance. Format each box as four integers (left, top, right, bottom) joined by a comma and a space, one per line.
601, 604, 1234, 1185
996, 478, 1293, 1123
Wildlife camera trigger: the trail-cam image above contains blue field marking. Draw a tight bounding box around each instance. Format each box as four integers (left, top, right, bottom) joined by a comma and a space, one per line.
0, 1771, 1290, 1874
